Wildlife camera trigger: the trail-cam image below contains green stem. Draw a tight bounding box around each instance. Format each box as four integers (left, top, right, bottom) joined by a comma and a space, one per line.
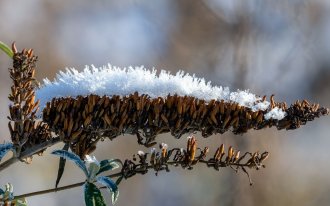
0, 41, 13, 58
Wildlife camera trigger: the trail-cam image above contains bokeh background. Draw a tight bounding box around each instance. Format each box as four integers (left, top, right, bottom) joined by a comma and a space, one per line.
1, 0, 330, 205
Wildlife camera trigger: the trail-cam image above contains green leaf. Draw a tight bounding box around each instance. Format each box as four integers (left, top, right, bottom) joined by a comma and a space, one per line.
0, 188, 4, 195
13, 198, 28, 206
84, 183, 106, 206
96, 159, 121, 175
0, 41, 13, 58
96, 176, 119, 205
0, 143, 14, 162
51, 150, 88, 177
55, 143, 70, 188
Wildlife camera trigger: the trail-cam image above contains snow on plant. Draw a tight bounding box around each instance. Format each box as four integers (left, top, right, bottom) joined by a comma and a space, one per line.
0, 42, 328, 206
35, 65, 285, 120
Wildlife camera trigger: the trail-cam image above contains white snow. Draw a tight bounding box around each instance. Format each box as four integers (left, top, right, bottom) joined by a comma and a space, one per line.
35, 65, 286, 120
264, 107, 287, 120
137, 150, 145, 156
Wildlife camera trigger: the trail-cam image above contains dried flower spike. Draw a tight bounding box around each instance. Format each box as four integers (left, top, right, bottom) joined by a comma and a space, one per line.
8, 44, 51, 159
123, 136, 268, 185
41, 92, 328, 157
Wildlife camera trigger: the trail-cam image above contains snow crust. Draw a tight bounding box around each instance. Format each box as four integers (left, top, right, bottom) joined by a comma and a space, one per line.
36, 65, 286, 120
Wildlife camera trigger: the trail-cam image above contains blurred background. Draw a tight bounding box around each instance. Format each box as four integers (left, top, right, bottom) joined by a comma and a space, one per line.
0, 0, 330, 205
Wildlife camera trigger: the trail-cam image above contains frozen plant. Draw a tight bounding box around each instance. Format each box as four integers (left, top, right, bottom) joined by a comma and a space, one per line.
0, 42, 328, 205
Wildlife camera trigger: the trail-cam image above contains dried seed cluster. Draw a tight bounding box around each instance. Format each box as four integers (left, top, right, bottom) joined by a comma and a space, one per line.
8, 44, 51, 157
42, 93, 328, 157
122, 136, 268, 185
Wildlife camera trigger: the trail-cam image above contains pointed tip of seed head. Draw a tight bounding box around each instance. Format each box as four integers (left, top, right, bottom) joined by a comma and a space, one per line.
11, 42, 17, 54
27, 49, 34, 57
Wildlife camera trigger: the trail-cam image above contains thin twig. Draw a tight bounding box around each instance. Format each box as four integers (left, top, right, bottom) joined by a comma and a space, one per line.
14, 160, 255, 199
14, 172, 122, 199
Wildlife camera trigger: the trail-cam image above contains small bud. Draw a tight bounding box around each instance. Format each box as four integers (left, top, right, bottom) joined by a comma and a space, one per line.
227, 146, 233, 161
161, 143, 168, 158
189, 139, 197, 162
233, 150, 240, 163
12, 42, 17, 54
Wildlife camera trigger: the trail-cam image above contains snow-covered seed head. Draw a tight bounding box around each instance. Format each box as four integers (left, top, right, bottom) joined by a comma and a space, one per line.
38, 66, 328, 158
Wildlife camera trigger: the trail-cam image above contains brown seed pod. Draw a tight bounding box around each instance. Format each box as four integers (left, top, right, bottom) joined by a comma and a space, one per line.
214, 144, 225, 161
233, 150, 240, 163
270, 94, 275, 109
161, 143, 168, 158
256, 112, 263, 124
67, 117, 74, 137
83, 115, 92, 127
71, 130, 83, 141
12, 42, 18, 54
189, 139, 197, 162
226, 146, 234, 163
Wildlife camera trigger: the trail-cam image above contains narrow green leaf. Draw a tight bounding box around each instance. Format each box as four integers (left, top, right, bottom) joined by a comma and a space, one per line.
0, 143, 14, 161
55, 143, 70, 188
84, 183, 106, 206
96, 159, 121, 175
96, 176, 119, 205
0, 188, 4, 195
0, 41, 13, 58
51, 150, 88, 177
